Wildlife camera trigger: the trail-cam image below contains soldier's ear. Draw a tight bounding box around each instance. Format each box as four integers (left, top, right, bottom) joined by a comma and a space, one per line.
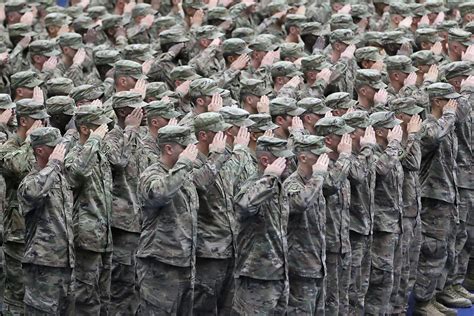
164, 144, 174, 156
324, 135, 332, 146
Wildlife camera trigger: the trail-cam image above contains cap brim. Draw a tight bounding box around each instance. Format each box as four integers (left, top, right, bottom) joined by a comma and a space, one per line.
288, 107, 306, 116
0, 102, 16, 109
444, 92, 462, 99
210, 122, 233, 132
383, 118, 403, 129
274, 149, 294, 158
25, 79, 45, 88
335, 125, 355, 135
209, 32, 224, 39
373, 81, 388, 90
310, 147, 332, 155
289, 70, 304, 77
404, 106, 425, 115
237, 48, 252, 55
29, 111, 50, 120
162, 110, 182, 119
235, 118, 255, 127
131, 74, 148, 80
403, 66, 419, 73
312, 106, 333, 115
44, 49, 61, 57
92, 117, 113, 125
180, 136, 198, 146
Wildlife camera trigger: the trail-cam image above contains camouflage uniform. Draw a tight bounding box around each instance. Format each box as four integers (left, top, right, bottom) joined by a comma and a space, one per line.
233, 136, 293, 314
365, 112, 404, 315
283, 135, 330, 315
27, 40, 61, 82
0, 100, 47, 315
17, 127, 75, 315
314, 117, 354, 316
56, 33, 87, 85
137, 125, 199, 315
65, 106, 113, 315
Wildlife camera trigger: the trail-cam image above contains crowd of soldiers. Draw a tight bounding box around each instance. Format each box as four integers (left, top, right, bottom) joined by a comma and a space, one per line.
0, 0, 472, 315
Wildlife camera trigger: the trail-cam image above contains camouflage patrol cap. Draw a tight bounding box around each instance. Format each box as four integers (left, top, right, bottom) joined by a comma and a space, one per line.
411, 50, 438, 67
182, 0, 206, 9
222, 38, 252, 55
364, 31, 384, 47
287, 0, 306, 7
159, 28, 190, 45
114, 60, 146, 80
102, 14, 123, 30
72, 15, 94, 32
75, 105, 112, 126
460, 2, 474, 17
330, 14, 357, 31
146, 82, 172, 99
389, 3, 411, 16
65, 5, 83, 19
46, 77, 74, 96
8, 23, 36, 38
256, 136, 294, 158
231, 28, 255, 43
248, 114, 279, 132
465, 21, 474, 34
369, 111, 402, 129
389, 97, 424, 115
112, 91, 147, 109
409, 3, 428, 17
355, 69, 387, 90
415, 28, 442, 44
280, 43, 306, 60
58, 32, 83, 49
342, 110, 370, 128
329, 29, 358, 45
448, 28, 473, 46
297, 97, 331, 115
355, 47, 383, 62
123, 44, 156, 63
11, 71, 43, 89
372, 0, 390, 3
300, 54, 331, 72
194, 112, 232, 133
208, 6, 231, 21
94, 50, 121, 66
158, 125, 195, 147
131, 3, 156, 18
386, 55, 418, 73
425, 0, 448, 13
300, 22, 328, 37
44, 12, 71, 27
170, 66, 201, 82
240, 78, 271, 97
189, 78, 221, 98
437, 20, 459, 32
266, 0, 290, 15
45, 5, 66, 14
270, 97, 305, 116
285, 14, 307, 28
46, 96, 75, 115
293, 135, 331, 155
325, 92, 357, 110
427, 82, 461, 99
154, 16, 177, 30
443, 61, 474, 80
271, 61, 303, 78
0, 94, 15, 110
16, 99, 49, 119
5, 0, 27, 13
195, 25, 224, 40
248, 37, 278, 52
30, 127, 62, 148
219, 107, 255, 127
87, 6, 107, 19
146, 100, 181, 119
29, 40, 60, 57
351, 4, 371, 19
70, 85, 104, 103
314, 117, 354, 136
383, 31, 411, 45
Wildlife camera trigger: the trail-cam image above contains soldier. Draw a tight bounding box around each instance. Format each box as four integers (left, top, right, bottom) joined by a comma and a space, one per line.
411, 51, 439, 88
284, 135, 330, 315
270, 61, 303, 95
239, 78, 271, 115
69, 84, 104, 107
447, 28, 473, 62
57, 33, 87, 84
354, 46, 384, 70
354, 69, 388, 113
325, 92, 357, 117
46, 77, 74, 98
365, 111, 404, 315
219, 38, 251, 100
188, 25, 225, 78
314, 117, 353, 315
0, 99, 48, 315
269, 97, 305, 140
233, 136, 293, 314
299, 54, 332, 99
385, 55, 419, 100
64, 105, 112, 315
28, 40, 61, 82
297, 97, 332, 135
45, 96, 78, 151
10, 71, 43, 102
18, 127, 75, 315
0, 95, 16, 141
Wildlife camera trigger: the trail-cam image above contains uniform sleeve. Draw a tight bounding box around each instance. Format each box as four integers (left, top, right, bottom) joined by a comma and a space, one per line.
420, 110, 456, 152
285, 171, 326, 214
323, 153, 352, 196
104, 126, 139, 168
192, 150, 231, 190
234, 175, 278, 218
0, 139, 34, 179
348, 145, 374, 183
64, 134, 102, 187
374, 140, 401, 176
400, 133, 421, 172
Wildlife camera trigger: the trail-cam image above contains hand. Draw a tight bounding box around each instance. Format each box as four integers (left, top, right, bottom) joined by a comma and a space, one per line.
0, 109, 12, 124
142, 59, 153, 75
461, 45, 474, 62
263, 129, 274, 137
296, 5, 305, 15
387, 124, 403, 142
208, 93, 223, 112
234, 126, 250, 147
18, 35, 31, 49
115, 26, 126, 39
443, 99, 458, 113
264, 157, 287, 177
337, 4, 351, 14
208, 0, 218, 9
230, 54, 250, 71
407, 114, 422, 134
312, 153, 329, 173
324, 111, 333, 118
272, 11, 286, 20
124, 0, 136, 14
80, 0, 90, 8
57, 25, 70, 36
398, 16, 412, 28
423, 64, 439, 82
91, 99, 103, 107
374, 88, 388, 105
84, 28, 98, 44
461, 75, 474, 90
288, 116, 304, 133
431, 41, 443, 55
42, 56, 58, 72
433, 12, 445, 26
73, 48, 86, 66
0, 51, 8, 65
371, 60, 384, 71
20, 11, 34, 25
397, 42, 412, 56
168, 42, 185, 56
140, 14, 154, 29
260, 51, 276, 67
219, 0, 233, 7
418, 15, 430, 27
314, 37, 326, 51
337, 133, 352, 154
360, 126, 376, 147
26, 120, 43, 136
167, 118, 178, 126
340, 44, 356, 59
125, 107, 143, 127
32, 87, 44, 104
257, 95, 270, 114
0, 4, 5, 22
209, 38, 221, 47
132, 79, 147, 99
357, 18, 369, 32
283, 76, 301, 89
176, 80, 191, 95
404, 72, 417, 87
191, 9, 204, 27
209, 131, 227, 153
293, 57, 303, 67
316, 68, 332, 84
49, 143, 66, 163
90, 124, 109, 139
179, 143, 199, 162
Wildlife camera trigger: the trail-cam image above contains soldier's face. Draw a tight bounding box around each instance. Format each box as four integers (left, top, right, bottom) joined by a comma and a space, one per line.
447, 76, 467, 93
6, 12, 21, 24
0, 109, 15, 125
351, 128, 365, 153
417, 65, 430, 75
465, 13, 474, 23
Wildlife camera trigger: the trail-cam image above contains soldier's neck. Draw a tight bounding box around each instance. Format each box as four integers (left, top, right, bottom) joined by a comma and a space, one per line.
197, 142, 209, 157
